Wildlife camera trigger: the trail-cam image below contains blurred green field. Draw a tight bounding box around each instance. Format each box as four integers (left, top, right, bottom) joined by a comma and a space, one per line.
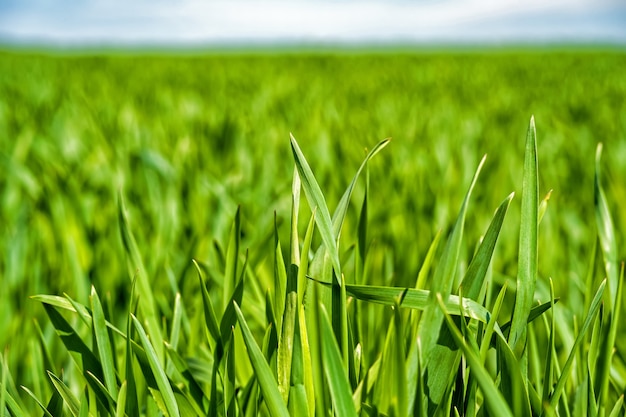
1, 48, 625, 415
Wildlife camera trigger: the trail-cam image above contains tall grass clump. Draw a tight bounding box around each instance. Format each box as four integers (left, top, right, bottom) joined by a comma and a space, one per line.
1, 115, 623, 416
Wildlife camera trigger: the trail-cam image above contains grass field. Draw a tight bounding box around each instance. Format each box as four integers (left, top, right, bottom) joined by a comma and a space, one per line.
0, 47, 625, 416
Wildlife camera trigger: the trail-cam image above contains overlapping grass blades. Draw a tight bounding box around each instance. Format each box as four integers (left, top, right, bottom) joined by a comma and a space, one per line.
11, 119, 623, 416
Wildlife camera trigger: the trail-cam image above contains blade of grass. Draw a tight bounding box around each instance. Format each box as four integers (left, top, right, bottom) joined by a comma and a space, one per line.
542, 279, 556, 403
274, 213, 287, 334
594, 143, 618, 310
331, 139, 390, 243
546, 279, 606, 414
374, 301, 408, 417
290, 133, 341, 281
124, 279, 139, 417
85, 371, 115, 411
219, 251, 247, 345
298, 303, 316, 417
224, 206, 241, 312
597, 263, 623, 416
21, 386, 54, 417
343, 284, 492, 323
90, 285, 119, 399
41, 304, 108, 400
287, 305, 310, 417
593, 144, 621, 415
193, 260, 221, 349
234, 302, 290, 417
31, 294, 125, 337
509, 116, 538, 367
47, 371, 80, 417
164, 342, 208, 415
131, 314, 181, 417
608, 395, 624, 417
319, 304, 358, 417
495, 330, 532, 416
480, 284, 508, 363
298, 210, 316, 308
290, 166, 301, 266
115, 381, 127, 417
278, 274, 297, 402
118, 193, 164, 360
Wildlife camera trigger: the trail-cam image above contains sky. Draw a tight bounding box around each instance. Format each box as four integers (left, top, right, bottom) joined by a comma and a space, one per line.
1, 0, 625, 46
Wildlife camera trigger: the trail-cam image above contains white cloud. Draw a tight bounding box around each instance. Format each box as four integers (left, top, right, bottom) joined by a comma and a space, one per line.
1, 0, 625, 44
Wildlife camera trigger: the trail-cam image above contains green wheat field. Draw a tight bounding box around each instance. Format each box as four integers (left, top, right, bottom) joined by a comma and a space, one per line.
1, 47, 625, 416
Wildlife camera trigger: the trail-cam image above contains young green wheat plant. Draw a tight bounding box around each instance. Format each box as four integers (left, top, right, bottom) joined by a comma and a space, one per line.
2, 117, 623, 416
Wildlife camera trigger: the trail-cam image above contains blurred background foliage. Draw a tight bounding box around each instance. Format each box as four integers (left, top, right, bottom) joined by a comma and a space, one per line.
0, 48, 625, 391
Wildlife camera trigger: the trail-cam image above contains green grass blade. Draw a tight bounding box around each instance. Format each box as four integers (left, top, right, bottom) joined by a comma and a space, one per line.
132, 314, 181, 417
278, 276, 297, 402
298, 210, 316, 308
274, 215, 288, 334
20, 385, 54, 417
41, 303, 105, 383
538, 189, 552, 225
480, 284, 508, 363
495, 331, 532, 416
594, 143, 618, 310
436, 295, 514, 417
287, 306, 310, 416
224, 206, 241, 311
169, 293, 184, 351
1, 369, 26, 417
47, 371, 80, 417
118, 193, 163, 360
90, 285, 119, 399
304, 281, 328, 416
355, 160, 369, 282
193, 259, 221, 348
290, 133, 341, 281
319, 305, 358, 417
234, 302, 290, 417
412, 340, 426, 417
331, 138, 390, 241
542, 279, 556, 403
115, 381, 127, 417
344, 284, 492, 323
85, 370, 115, 411
298, 304, 316, 417
220, 251, 247, 344
608, 395, 624, 417
509, 116, 538, 363
0, 350, 6, 417
597, 263, 623, 414
32, 294, 127, 335
500, 299, 558, 334
547, 279, 606, 413
124, 280, 139, 417
374, 303, 408, 417
460, 192, 514, 299
164, 342, 208, 415
593, 144, 621, 415
290, 166, 301, 265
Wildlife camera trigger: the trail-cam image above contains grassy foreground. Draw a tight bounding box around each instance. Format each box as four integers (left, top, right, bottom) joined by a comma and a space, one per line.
0, 49, 625, 416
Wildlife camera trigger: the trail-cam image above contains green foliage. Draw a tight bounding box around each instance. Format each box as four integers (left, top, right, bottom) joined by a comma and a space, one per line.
0, 49, 625, 416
